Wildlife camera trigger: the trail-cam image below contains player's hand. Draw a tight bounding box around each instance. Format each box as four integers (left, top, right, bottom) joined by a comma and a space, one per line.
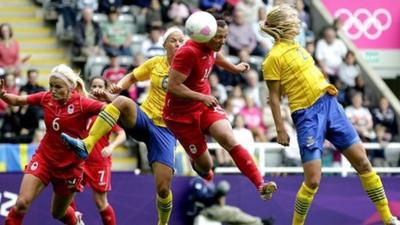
109, 83, 123, 94
277, 130, 290, 146
201, 94, 219, 108
91, 88, 114, 103
101, 145, 113, 157
235, 62, 251, 73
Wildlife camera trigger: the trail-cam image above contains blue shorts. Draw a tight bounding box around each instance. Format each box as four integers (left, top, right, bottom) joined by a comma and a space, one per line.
125, 105, 176, 169
291, 94, 360, 163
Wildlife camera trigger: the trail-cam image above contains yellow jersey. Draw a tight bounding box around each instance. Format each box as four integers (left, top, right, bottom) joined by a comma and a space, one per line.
262, 40, 337, 113
129, 56, 169, 127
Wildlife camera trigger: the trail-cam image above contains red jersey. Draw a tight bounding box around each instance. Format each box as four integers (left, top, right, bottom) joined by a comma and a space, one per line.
85, 115, 123, 166
27, 91, 104, 168
164, 40, 217, 114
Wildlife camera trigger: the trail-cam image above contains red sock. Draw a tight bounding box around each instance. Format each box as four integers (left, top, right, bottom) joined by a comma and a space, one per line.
58, 206, 77, 225
5, 207, 24, 225
100, 205, 116, 225
229, 145, 264, 188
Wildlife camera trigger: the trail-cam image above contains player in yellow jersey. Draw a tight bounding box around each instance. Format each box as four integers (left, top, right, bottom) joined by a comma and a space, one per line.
62, 27, 185, 225
261, 4, 399, 225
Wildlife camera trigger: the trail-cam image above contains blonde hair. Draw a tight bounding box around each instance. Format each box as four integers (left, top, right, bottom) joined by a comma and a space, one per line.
260, 4, 300, 42
50, 64, 88, 96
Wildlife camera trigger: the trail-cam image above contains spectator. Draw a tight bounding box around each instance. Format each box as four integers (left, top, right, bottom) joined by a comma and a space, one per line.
223, 97, 236, 124
227, 9, 258, 58
345, 92, 376, 142
235, 0, 266, 24
20, 69, 46, 118
199, 0, 225, 11
72, 7, 103, 58
209, 73, 228, 105
166, 0, 190, 27
102, 7, 132, 56
239, 94, 266, 142
77, 0, 98, 11
230, 85, 246, 114
55, 0, 78, 36
145, 0, 163, 31
20, 69, 46, 94
0, 23, 29, 77
244, 69, 263, 107
98, 0, 123, 14
101, 52, 128, 85
315, 26, 347, 83
252, 6, 273, 54
338, 50, 361, 88
346, 75, 375, 108
371, 97, 398, 138
232, 115, 255, 155
372, 124, 390, 167
141, 24, 165, 59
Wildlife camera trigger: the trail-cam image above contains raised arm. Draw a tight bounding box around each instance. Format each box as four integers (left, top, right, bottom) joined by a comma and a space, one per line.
0, 79, 28, 106
168, 69, 218, 108
266, 80, 290, 146
215, 51, 250, 74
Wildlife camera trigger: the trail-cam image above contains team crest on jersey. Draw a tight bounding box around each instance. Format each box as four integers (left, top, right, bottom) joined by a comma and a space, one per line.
67, 104, 74, 114
189, 144, 197, 154
30, 161, 38, 171
161, 77, 169, 90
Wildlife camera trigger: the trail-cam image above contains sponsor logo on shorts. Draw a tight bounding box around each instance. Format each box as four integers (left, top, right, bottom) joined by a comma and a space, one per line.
306, 136, 315, 147
189, 144, 197, 154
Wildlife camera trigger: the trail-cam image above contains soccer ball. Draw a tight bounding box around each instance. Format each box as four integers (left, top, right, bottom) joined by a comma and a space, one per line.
185, 11, 217, 43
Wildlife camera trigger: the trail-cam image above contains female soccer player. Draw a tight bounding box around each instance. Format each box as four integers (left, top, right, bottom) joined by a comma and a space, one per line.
62, 27, 185, 225
1, 64, 105, 225
261, 4, 400, 225
75, 76, 126, 225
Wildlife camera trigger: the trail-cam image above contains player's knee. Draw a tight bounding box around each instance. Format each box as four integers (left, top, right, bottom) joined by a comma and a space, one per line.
113, 96, 132, 110
305, 179, 320, 190
353, 157, 373, 174
94, 197, 108, 210
14, 196, 32, 213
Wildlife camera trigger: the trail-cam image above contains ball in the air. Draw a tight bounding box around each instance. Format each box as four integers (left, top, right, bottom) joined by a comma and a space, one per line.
185, 11, 217, 43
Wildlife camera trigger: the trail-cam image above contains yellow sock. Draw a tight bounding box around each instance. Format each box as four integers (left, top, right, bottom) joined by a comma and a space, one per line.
156, 190, 173, 225
359, 171, 392, 224
84, 104, 120, 153
292, 182, 318, 225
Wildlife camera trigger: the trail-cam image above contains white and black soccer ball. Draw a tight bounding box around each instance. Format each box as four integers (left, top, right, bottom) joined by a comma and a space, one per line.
185, 11, 217, 43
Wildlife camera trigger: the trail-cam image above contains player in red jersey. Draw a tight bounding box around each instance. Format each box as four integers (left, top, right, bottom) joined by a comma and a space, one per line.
0, 64, 105, 225
74, 76, 126, 225
163, 17, 277, 200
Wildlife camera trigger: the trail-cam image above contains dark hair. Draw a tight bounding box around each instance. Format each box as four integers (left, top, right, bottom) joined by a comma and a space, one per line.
89, 76, 109, 89
27, 69, 39, 77
0, 23, 13, 40
205, 8, 227, 28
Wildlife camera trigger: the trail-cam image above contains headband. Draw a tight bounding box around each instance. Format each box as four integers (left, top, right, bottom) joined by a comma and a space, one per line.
162, 27, 184, 45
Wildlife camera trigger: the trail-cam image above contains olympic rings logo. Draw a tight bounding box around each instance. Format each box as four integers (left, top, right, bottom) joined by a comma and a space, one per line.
334, 8, 392, 40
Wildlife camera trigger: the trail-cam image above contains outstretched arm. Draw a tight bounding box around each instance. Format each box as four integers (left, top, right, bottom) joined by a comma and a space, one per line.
168, 69, 219, 107
0, 79, 28, 106
101, 129, 127, 157
266, 80, 290, 146
215, 52, 250, 74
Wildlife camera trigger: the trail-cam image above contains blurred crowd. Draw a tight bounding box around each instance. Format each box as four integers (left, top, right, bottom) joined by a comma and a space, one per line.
0, 0, 399, 172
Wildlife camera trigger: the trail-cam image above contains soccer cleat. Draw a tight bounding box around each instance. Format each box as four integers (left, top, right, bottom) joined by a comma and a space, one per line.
61, 133, 89, 160
386, 216, 400, 225
75, 211, 85, 225
259, 181, 277, 200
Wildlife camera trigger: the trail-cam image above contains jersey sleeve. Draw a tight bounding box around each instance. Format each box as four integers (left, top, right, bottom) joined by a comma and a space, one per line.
171, 47, 194, 77
81, 97, 105, 116
132, 57, 157, 81
262, 54, 281, 81
26, 91, 46, 105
